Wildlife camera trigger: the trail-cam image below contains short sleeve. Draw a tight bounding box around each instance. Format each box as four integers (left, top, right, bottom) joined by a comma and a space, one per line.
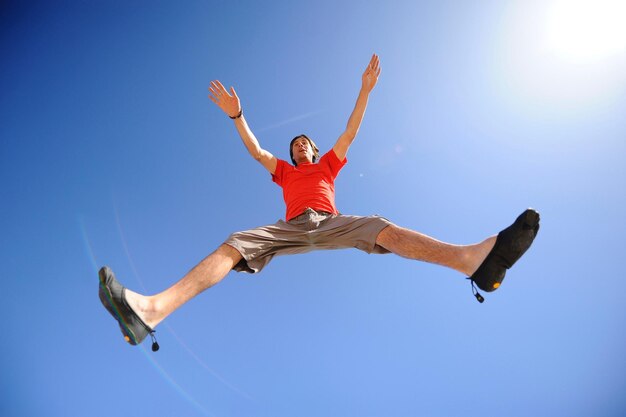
321, 149, 347, 179
271, 159, 289, 186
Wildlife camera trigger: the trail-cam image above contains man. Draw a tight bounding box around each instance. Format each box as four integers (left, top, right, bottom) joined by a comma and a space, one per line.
99, 54, 539, 351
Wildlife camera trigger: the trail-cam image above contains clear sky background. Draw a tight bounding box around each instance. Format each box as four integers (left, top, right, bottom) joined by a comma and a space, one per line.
2, 1, 625, 416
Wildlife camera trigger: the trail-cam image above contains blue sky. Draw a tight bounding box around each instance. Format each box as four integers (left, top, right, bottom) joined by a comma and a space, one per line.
2, 1, 625, 416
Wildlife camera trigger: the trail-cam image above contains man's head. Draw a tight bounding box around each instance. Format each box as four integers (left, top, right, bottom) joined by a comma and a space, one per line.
289, 134, 320, 165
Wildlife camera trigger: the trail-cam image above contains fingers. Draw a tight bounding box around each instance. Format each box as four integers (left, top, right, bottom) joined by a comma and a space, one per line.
209, 81, 225, 97
208, 82, 220, 101
208, 80, 239, 111
208, 85, 220, 100
208, 80, 232, 100
363, 54, 380, 80
214, 80, 230, 95
367, 53, 380, 71
208, 81, 241, 116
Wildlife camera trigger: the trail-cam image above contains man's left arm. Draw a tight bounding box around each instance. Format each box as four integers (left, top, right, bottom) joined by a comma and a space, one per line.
333, 54, 381, 161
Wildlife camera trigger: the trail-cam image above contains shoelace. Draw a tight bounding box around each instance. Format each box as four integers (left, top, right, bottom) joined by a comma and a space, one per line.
469, 279, 484, 303
150, 331, 160, 352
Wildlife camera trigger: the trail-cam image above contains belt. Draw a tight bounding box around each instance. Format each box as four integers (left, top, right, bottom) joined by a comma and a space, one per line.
290, 208, 333, 221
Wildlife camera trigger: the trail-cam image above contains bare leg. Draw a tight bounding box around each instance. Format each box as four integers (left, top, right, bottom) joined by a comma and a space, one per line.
124, 244, 242, 329
376, 225, 496, 276
120, 226, 493, 329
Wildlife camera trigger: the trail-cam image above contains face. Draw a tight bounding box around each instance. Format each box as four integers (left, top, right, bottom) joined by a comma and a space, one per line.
291, 137, 314, 164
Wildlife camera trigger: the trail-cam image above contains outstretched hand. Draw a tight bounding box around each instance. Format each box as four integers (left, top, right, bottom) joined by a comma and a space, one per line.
208, 80, 241, 118
362, 54, 381, 92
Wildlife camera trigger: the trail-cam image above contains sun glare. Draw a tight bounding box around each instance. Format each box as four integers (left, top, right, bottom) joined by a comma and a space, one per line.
545, 0, 626, 62
494, 0, 626, 119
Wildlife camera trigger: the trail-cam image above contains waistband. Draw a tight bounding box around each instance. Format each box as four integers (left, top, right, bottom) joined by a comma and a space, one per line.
289, 208, 333, 222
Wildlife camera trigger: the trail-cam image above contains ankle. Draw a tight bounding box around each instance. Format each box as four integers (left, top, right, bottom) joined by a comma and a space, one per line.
125, 290, 160, 328
465, 236, 497, 276
458, 247, 479, 276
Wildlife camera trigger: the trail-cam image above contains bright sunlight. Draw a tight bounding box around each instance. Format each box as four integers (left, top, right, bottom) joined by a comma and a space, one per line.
544, 0, 626, 62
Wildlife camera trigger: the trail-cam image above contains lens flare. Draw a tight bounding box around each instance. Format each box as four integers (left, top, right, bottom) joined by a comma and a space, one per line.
80, 215, 213, 416
111, 201, 253, 401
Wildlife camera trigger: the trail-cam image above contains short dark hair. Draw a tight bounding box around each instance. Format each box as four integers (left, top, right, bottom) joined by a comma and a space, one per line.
289, 134, 320, 165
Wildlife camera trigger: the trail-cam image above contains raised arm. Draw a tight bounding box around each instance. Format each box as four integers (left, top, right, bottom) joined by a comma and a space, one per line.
208, 80, 277, 174
332, 54, 381, 161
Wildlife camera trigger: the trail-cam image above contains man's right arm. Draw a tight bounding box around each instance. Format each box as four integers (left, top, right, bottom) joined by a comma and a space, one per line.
232, 114, 277, 174
208, 80, 277, 174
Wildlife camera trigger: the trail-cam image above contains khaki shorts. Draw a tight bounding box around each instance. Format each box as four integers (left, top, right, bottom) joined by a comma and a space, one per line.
224, 208, 393, 273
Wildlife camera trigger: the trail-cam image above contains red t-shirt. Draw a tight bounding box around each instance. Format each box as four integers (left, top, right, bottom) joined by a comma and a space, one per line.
272, 149, 347, 221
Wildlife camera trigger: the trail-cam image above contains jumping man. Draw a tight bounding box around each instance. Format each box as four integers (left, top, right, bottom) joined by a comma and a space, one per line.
99, 54, 540, 350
